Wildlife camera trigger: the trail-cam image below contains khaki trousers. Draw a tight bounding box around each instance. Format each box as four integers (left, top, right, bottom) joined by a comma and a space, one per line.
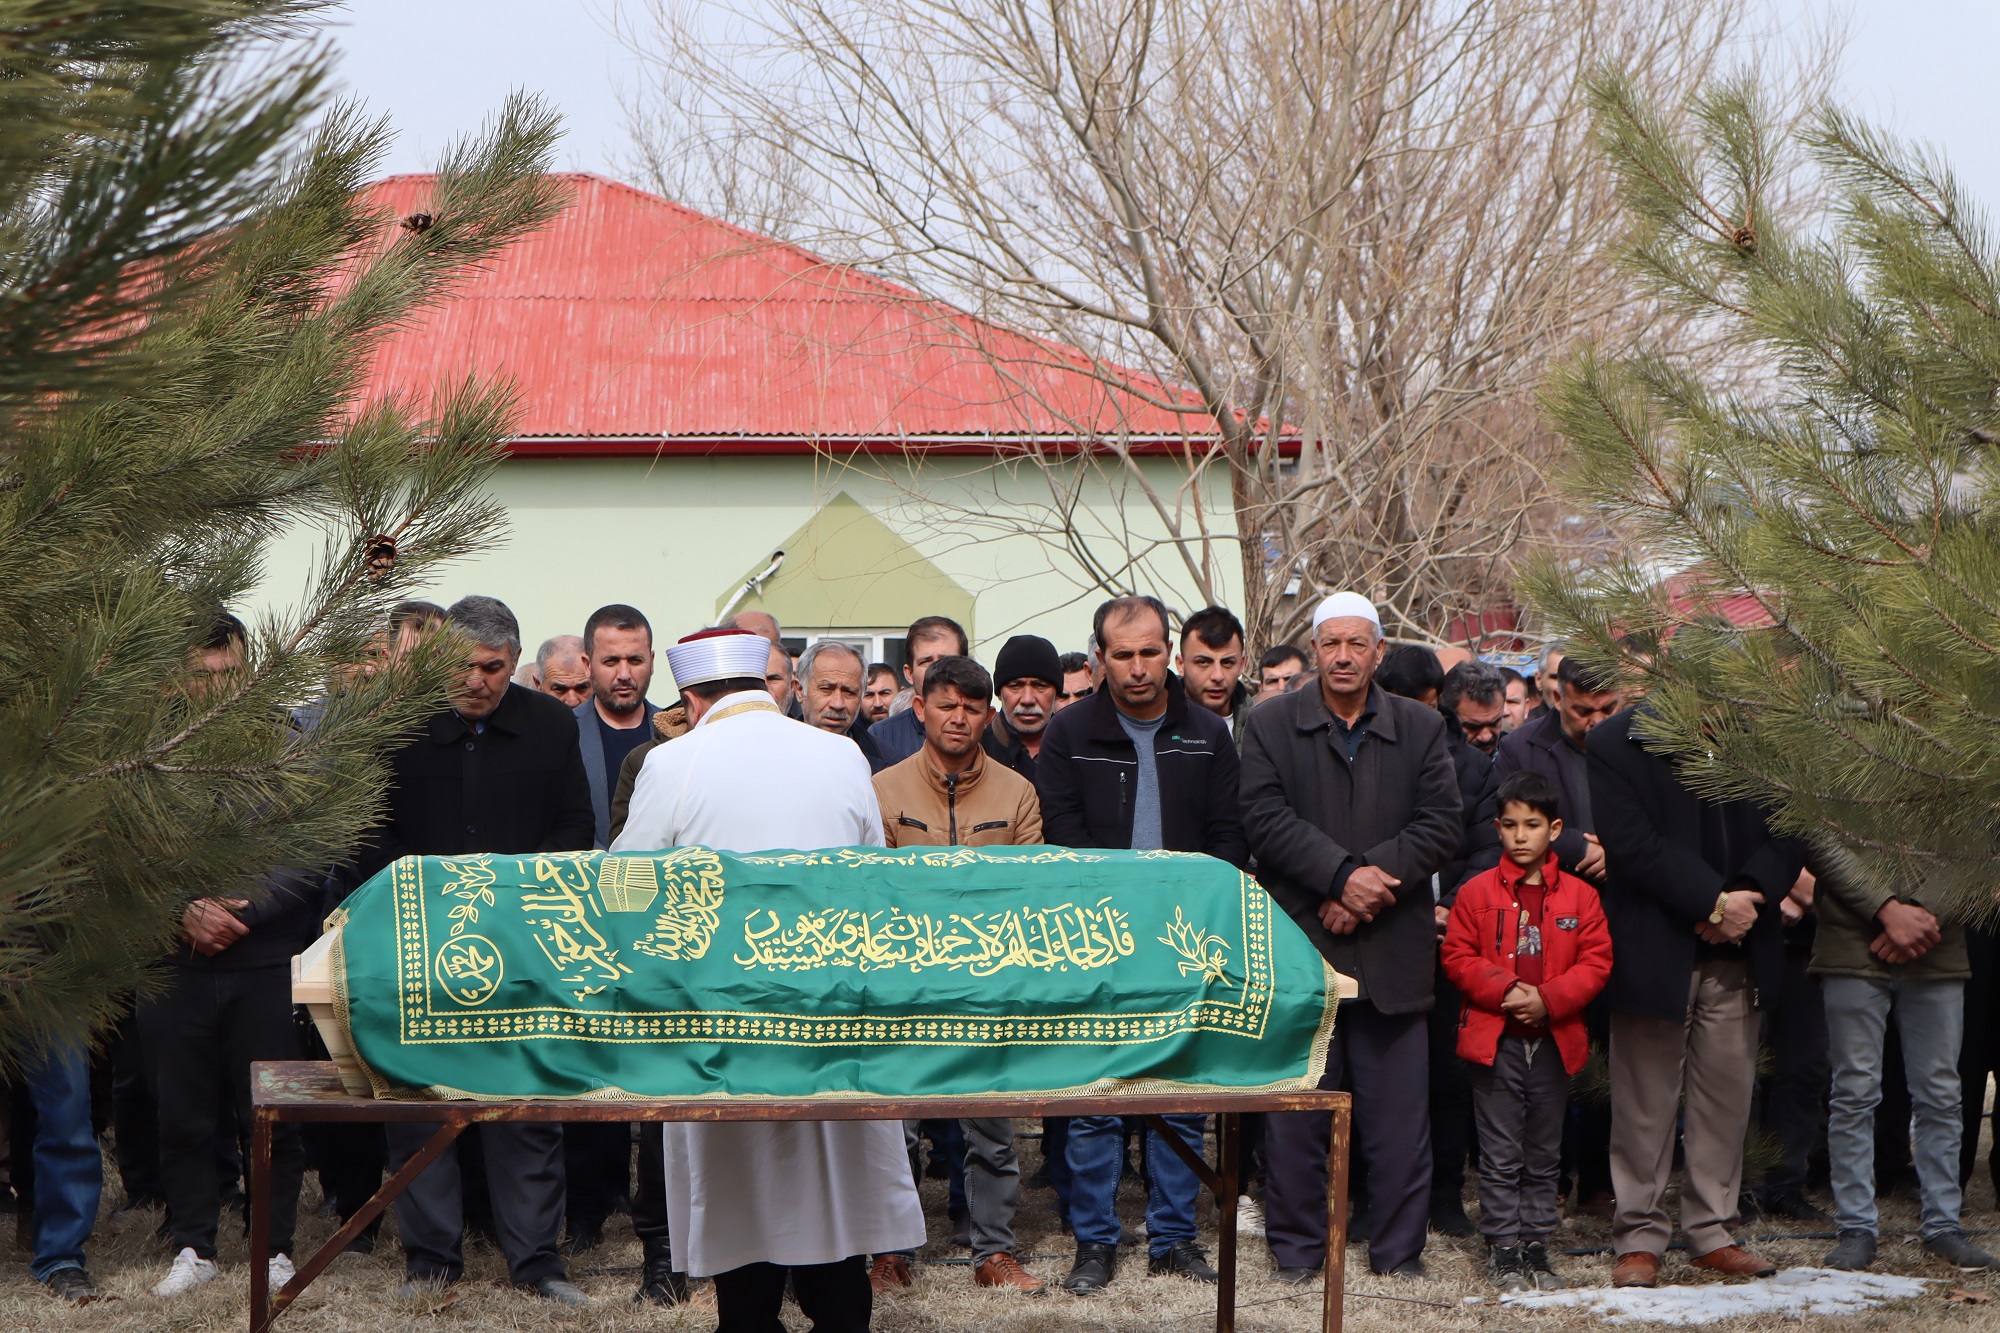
1609, 958, 1759, 1258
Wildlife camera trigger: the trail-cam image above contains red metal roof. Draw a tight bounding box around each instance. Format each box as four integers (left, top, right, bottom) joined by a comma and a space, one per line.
357, 173, 1214, 453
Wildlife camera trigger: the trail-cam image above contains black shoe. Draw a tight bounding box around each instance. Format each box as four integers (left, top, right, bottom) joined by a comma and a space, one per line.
1148, 1241, 1218, 1284
1346, 1209, 1373, 1245
1062, 1244, 1117, 1295
635, 1236, 688, 1305
41, 1266, 98, 1303
1272, 1265, 1320, 1286
1522, 1241, 1564, 1291
343, 1229, 377, 1255
1430, 1199, 1476, 1238
1825, 1229, 1876, 1272
113, 1191, 165, 1218
949, 1210, 972, 1249
1490, 1244, 1528, 1293
558, 1222, 604, 1256
1926, 1230, 1998, 1271
1761, 1191, 1833, 1225
1381, 1258, 1427, 1279
525, 1276, 593, 1305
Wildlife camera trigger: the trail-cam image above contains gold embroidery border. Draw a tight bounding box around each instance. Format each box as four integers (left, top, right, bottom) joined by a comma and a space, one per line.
388, 853, 1281, 1049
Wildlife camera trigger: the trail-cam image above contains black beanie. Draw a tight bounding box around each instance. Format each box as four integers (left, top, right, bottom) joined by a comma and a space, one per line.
992, 634, 1062, 688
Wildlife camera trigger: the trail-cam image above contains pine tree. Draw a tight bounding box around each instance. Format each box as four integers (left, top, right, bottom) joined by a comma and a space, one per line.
0, 0, 564, 1059
1527, 70, 2000, 918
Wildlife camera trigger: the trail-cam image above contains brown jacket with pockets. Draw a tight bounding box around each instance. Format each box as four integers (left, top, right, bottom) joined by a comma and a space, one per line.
873, 743, 1043, 847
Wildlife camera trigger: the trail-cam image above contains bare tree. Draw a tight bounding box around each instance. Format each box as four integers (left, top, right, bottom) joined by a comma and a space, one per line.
618, 0, 1828, 647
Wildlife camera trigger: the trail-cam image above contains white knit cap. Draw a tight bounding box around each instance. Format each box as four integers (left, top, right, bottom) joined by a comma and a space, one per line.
1311, 591, 1382, 631
665, 628, 771, 690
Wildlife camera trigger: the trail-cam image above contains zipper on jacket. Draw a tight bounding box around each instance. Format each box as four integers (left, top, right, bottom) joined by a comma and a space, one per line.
1118, 769, 1128, 830
945, 773, 959, 844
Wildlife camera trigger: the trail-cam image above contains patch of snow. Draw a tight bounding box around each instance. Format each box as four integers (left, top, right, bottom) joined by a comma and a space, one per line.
1500, 1268, 1933, 1324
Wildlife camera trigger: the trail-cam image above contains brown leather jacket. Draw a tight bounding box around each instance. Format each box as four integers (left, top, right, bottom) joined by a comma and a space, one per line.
873, 744, 1043, 847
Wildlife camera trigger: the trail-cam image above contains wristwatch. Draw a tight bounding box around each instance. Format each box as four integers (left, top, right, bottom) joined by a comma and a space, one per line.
1708, 891, 1730, 925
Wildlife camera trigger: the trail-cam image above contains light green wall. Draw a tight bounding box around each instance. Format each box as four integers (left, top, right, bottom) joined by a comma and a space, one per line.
252, 452, 1242, 687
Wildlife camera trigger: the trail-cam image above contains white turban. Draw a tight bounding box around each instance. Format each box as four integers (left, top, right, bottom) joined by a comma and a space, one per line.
665, 628, 771, 690
1311, 591, 1382, 631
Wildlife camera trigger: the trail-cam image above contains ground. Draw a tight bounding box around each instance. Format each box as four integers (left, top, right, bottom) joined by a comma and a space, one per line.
0, 1131, 1997, 1333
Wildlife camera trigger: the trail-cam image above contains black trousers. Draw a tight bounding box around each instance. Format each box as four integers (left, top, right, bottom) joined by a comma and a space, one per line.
1427, 967, 1473, 1209
1266, 1001, 1430, 1274
386, 1122, 565, 1285
562, 1123, 630, 1232
1755, 937, 1828, 1197
135, 965, 307, 1258
713, 1256, 871, 1333
1961, 926, 2000, 1191
632, 1122, 672, 1251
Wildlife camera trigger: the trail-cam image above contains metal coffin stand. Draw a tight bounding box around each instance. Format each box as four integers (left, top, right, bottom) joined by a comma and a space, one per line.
250, 1062, 1352, 1333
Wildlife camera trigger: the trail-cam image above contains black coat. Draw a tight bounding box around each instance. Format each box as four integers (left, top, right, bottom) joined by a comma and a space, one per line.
1494, 708, 1594, 873
1035, 673, 1247, 866
1239, 683, 1463, 1015
981, 712, 1039, 782
1439, 715, 1501, 902
1587, 705, 1805, 1021
353, 683, 595, 886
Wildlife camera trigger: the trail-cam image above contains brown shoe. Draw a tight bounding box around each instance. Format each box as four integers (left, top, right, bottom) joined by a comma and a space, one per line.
975, 1253, 1047, 1294
869, 1254, 914, 1294
1611, 1252, 1660, 1288
1691, 1244, 1776, 1278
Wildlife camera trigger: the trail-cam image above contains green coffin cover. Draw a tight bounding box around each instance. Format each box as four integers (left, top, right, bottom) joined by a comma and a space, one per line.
330, 845, 1337, 1101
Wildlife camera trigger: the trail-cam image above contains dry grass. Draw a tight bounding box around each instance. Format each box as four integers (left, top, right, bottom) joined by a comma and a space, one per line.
2, 1132, 1998, 1332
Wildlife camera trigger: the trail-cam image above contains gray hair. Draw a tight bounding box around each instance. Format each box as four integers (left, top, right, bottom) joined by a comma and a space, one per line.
535, 633, 585, 674
1536, 639, 1567, 674
797, 638, 864, 687
447, 595, 521, 655
1439, 660, 1506, 711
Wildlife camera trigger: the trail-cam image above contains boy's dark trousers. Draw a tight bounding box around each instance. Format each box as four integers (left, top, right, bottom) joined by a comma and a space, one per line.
1469, 1035, 1567, 1245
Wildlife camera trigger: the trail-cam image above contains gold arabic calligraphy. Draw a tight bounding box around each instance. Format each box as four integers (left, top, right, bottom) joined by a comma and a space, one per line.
734, 898, 1137, 975
522, 857, 633, 999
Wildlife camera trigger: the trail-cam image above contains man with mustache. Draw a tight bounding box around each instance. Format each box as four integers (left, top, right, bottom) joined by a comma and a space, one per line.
982, 634, 1061, 780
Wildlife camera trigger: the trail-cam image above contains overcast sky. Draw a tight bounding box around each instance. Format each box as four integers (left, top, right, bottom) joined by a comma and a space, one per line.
323, 0, 2000, 217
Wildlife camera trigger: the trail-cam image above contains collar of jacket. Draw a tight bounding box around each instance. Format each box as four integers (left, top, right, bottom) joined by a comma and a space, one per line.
1495, 850, 1562, 895
1082, 671, 1190, 743
1521, 704, 1572, 756
431, 682, 531, 743
1293, 680, 1400, 743
575, 696, 661, 729
918, 742, 988, 795
982, 711, 1030, 761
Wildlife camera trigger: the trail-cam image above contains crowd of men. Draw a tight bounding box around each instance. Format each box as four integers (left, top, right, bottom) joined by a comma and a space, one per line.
14, 588, 2000, 1326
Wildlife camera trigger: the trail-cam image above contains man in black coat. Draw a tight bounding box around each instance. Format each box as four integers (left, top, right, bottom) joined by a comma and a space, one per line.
1034, 596, 1246, 1296
1588, 702, 1804, 1288
1239, 593, 1461, 1280
1495, 655, 1622, 881
354, 595, 594, 1305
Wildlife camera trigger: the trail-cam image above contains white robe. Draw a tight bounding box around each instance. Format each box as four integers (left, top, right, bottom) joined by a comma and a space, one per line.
610, 690, 926, 1275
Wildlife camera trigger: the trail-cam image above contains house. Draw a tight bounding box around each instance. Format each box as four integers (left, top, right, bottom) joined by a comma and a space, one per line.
263, 172, 1239, 680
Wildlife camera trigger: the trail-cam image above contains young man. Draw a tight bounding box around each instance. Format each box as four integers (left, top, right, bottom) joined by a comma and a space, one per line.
870, 656, 1045, 1294
1037, 596, 1246, 1293
1055, 651, 1094, 711
1498, 668, 1532, 735
1442, 772, 1611, 1293
1176, 606, 1249, 735
869, 616, 971, 767
1257, 645, 1310, 701
863, 663, 899, 724
1496, 655, 1621, 883
983, 634, 1061, 779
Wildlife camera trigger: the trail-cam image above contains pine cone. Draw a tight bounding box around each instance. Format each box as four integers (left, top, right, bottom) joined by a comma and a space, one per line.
363, 534, 397, 579
402, 213, 434, 234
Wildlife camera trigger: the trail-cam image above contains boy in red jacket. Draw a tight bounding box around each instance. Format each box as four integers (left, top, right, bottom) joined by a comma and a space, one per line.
1442, 771, 1612, 1292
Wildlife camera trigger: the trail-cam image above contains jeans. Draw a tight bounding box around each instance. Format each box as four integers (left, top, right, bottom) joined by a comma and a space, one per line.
1823, 973, 1966, 1239
1066, 1113, 1205, 1255
24, 1045, 101, 1280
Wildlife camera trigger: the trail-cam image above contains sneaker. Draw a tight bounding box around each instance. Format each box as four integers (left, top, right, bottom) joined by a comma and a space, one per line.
1522, 1240, 1564, 1290
1237, 1195, 1267, 1238
1825, 1229, 1876, 1271
974, 1252, 1047, 1294
269, 1253, 297, 1291
1925, 1231, 1998, 1271
154, 1247, 219, 1297
1490, 1244, 1530, 1293
41, 1266, 98, 1303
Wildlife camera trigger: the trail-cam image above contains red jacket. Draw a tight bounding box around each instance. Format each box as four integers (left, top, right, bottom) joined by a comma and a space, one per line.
1441, 852, 1612, 1074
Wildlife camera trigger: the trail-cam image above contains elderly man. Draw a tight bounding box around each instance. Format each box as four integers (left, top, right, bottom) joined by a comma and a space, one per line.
868, 616, 971, 768
728, 610, 783, 645
1176, 606, 1250, 735
614, 629, 925, 1333
1240, 592, 1461, 1281
535, 635, 591, 708
798, 640, 886, 769
352, 596, 594, 1305
1590, 701, 1805, 1287
1037, 596, 1246, 1294
983, 634, 1061, 779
